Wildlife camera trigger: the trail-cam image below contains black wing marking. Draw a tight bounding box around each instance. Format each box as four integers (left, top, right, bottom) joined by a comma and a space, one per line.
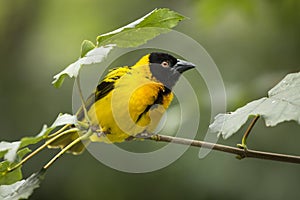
95, 81, 115, 101
76, 81, 115, 121
76, 66, 131, 121
135, 87, 171, 123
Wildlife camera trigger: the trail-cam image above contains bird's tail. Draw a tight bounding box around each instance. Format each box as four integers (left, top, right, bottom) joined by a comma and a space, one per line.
47, 126, 90, 155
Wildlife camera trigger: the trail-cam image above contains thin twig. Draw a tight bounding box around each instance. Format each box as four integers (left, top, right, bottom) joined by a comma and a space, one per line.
76, 76, 91, 124
149, 134, 300, 164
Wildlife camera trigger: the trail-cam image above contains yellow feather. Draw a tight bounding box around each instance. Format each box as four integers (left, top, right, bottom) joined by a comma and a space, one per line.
88, 63, 173, 143
47, 52, 194, 154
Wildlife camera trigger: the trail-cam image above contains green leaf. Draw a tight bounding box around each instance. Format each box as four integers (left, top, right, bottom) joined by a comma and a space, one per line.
97, 8, 185, 45
16, 148, 31, 161
0, 142, 21, 162
0, 170, 45, 200
20, 113, 76, 151
51, 113, 77, 127
99, 27, 169, 48
52, 8, 185, 88
0, 161, 10, 172
80, 40, 96, 58
0, 114, 75, 186
136, 8, 186, 28
1, 113, 75, 163
19, 125, 52, 149
0, 162, 22, 185
0, 148, 32, 185
52, 45, 115, 88
0, 150, 8, 159
210, 72, 300, 139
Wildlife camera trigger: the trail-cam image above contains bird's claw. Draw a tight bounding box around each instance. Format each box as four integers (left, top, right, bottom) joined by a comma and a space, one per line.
135, 132, 154, 139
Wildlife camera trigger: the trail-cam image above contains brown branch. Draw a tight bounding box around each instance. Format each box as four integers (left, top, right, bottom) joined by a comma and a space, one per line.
149, 134, 300, 164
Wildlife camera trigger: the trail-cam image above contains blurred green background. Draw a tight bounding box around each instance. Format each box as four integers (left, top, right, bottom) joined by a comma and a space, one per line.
1, 0, 300, 199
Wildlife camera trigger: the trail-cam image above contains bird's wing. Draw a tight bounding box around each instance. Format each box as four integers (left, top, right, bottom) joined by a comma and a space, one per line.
129, 83, 172, 123
76, 66, 131, 120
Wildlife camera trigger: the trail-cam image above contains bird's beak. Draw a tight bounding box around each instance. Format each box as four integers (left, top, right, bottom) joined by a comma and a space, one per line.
174, 59, 196, 74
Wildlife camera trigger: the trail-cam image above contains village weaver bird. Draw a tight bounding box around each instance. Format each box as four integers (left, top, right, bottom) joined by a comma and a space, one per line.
48, 52, 195, 154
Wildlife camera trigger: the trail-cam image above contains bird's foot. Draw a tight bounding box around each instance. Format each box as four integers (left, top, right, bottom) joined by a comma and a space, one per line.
135, 132, 154, 139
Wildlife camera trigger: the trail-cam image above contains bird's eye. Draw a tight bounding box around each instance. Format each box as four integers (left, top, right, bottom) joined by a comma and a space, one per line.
161, 61, 170, 68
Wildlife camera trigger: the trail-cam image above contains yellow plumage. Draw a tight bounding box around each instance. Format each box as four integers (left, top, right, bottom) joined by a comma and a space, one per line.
48, 53, 195, 154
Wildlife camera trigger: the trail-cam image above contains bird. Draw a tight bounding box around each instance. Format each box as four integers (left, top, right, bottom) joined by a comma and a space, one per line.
47, 52, 195, 154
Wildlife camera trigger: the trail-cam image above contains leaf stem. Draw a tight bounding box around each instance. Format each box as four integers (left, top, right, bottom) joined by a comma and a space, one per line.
149, 134, 300, 164
7, 128, 79, 172
43, 130, 92, 170
238, 115, 260, 149
47, 124, 71, 139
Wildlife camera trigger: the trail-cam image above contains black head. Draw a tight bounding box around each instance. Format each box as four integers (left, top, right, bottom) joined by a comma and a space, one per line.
149, 52, 195, 89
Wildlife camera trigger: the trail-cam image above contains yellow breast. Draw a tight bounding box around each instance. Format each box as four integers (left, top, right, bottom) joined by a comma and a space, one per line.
88, 66, 173, 143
